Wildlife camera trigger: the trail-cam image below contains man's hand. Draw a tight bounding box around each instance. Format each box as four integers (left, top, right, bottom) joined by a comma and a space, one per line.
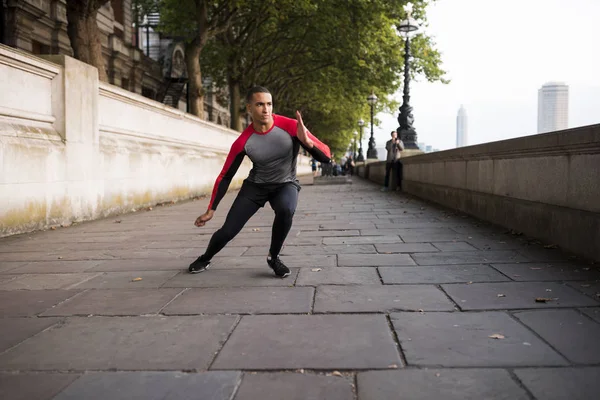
296, 110, 314, 148
194, 209, 215, 227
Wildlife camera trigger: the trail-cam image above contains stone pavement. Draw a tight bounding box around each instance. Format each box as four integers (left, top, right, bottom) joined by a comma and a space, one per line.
0, 177, 599, 400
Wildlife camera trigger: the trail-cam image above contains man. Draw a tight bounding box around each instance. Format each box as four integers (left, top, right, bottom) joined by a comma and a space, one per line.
188, 86, 331, 277
382, 130, 404, 191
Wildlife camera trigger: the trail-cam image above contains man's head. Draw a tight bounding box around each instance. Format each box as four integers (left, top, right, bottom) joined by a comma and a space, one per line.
391, 131, 397, 140
246, 86, 273, 127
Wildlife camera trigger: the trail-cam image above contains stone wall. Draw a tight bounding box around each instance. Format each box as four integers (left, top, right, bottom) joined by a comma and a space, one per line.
0, 45, 312, 236
395, 126, 599, 261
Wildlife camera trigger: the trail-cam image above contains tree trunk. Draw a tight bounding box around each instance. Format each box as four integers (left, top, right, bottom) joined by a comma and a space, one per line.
66, 0, 108, 82
228, 77, 242, 131
185, 40, 204, 118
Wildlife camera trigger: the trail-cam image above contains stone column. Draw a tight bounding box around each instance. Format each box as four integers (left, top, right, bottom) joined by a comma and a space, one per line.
40, 55, 103, 220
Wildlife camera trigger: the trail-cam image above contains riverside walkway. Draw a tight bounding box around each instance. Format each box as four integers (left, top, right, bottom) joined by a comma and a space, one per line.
0, 177, 599, 400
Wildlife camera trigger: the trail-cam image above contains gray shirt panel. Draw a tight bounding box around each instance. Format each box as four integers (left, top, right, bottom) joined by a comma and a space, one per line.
245, 126, 297, 184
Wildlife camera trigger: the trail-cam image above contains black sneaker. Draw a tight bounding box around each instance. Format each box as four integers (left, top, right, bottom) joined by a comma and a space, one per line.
267, 256, 290, 278
188, 256, 211, 274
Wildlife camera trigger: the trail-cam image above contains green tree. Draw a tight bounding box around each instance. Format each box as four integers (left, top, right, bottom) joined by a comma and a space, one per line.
158, 0, 238, 118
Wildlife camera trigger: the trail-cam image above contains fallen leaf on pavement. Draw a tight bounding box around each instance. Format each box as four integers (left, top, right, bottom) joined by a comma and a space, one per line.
132, 277, 143, 282
435, 373, 441, 377
57, 256, 63, 259
114, 220, 122, 223
331, 371, 343, 377
489, 334, 505, 339
535, 297, 555, 303
388, 364, 399, 369
311, 268, 322, 272
252, 228, 261, 232
497, 294, 506, 297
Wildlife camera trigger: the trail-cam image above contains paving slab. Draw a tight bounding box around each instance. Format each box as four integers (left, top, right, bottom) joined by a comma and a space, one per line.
412, 251, 529, 265
243, 244, 377, 256
513, 309, 600, 364
0, 290, 80, 317
234, 372, 354, 400
338, 253, 415, 267
102, 249, 185, 259
580, 307, 600, 323
0, 316, 237, 370
53, 371, 241, 400
0, 250, 105, 262
379, 265, 509, 284
163, 268, 300, 288
443, 282, 599, 310
466, 238, 529, 250
0, 373, 80, 400
391, 312, 568, 367
399, 232, 470, 243
432, 242, 478, 251
374, 243, 439, 253
0, 273, 100, 290
89, 258, 193, 272
323, 236, 402, 245
209, 255, 336, 269
0, 261, 28, 273
317, 222, 376, 230
517, 248, 574, 262
357, 369, 529, 400
0, 317, 62, 352
296, 267, 381, 286
567, 281, 600, 300
72, 271, 179, 289
360, 228, 451, 236
492, 263, 600, 281
40, 288, 182, 316
163, 287, 313, 314
514, 367, 600, 400
7, 260, 103, 273
297, 230, 360, 237
314, 285, 454, 313
212, 314, 401, 369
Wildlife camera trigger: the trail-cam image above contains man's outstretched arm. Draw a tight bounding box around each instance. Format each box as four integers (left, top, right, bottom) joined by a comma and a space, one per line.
195, 134, 248, 227
295, 111, 331, 163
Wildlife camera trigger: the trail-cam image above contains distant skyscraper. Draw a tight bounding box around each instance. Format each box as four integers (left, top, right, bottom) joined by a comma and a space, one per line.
456, 105, 468, 147
538, 82, 569, 133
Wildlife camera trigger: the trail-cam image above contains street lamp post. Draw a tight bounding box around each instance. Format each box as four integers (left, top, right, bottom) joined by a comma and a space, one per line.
366, 91, 378, 159
357, 119, 365, 161
396, 3, 419, 149
353, 131, 358, 159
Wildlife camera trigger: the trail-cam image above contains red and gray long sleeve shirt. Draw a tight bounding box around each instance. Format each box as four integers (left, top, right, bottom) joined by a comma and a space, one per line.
208, 114, 331, 210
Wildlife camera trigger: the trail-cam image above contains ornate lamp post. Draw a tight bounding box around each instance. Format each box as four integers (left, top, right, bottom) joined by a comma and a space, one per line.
353, 131, 358, 159
396, 3, 419, 149
366, 91, 378, 159
357, 119, 365, 161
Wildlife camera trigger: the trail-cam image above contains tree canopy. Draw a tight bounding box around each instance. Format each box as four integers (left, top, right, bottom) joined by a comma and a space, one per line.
145, 0, 447, 158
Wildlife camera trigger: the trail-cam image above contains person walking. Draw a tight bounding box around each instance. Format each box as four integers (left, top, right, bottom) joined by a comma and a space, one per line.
188, 86, 331, 278
382, 130, 404, 191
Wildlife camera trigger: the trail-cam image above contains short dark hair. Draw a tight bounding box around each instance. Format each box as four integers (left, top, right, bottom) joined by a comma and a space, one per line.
391, 131, 396, 136
246, 86, 271, 103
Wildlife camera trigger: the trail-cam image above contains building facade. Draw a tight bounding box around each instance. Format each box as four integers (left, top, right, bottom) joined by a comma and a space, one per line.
537, 82, 569, 134
456, 104, 468, 147
0, 0, 237, 128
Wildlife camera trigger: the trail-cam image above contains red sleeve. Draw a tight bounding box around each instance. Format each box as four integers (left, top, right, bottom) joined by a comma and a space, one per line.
208, 128, 252, 210
274, 114, 331, 162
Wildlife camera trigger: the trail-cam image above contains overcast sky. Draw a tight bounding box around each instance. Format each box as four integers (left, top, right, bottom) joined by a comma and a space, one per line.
370, 0, 600, 151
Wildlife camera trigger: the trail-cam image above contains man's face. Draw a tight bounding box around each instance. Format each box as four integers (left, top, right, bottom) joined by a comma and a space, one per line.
391, 131, 397, 140
247, 92, 273, 125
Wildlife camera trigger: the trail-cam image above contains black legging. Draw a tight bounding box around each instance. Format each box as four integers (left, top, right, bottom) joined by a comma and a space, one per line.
201, 182, 299, 260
